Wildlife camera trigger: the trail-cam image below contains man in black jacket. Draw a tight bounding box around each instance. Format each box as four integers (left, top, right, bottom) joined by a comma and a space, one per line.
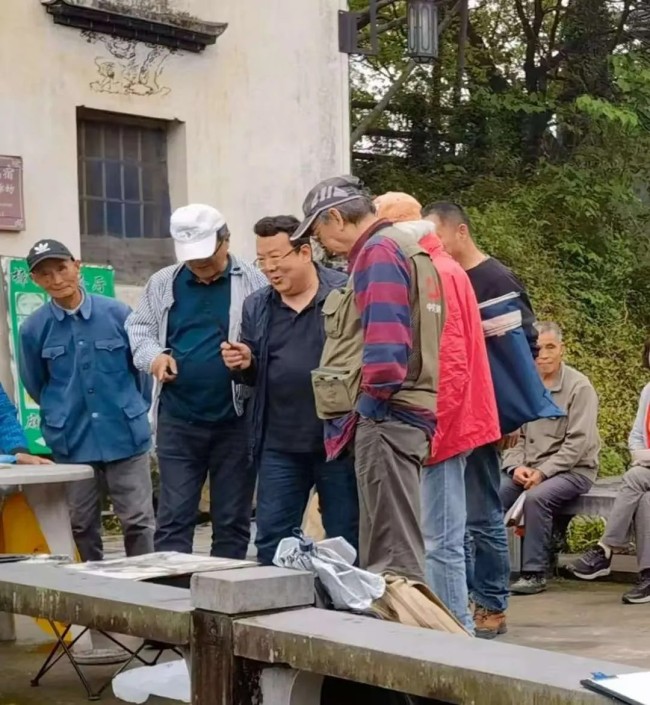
222, 216, 358, 564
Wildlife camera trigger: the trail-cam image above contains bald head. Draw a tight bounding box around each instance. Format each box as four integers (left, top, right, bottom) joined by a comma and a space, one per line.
374, 192, 422, 223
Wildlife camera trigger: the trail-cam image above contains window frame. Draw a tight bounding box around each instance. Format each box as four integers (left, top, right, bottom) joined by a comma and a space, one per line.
77, 109, 171, 241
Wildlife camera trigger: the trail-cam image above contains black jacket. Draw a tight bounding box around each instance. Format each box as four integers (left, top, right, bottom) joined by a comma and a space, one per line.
236, 264, 348, 465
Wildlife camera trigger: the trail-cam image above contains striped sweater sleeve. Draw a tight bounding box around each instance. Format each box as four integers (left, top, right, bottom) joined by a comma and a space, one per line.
353, 236, 412, 420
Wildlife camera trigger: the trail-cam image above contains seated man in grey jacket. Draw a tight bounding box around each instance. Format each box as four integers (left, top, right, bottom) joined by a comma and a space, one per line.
501, 322, 600, 595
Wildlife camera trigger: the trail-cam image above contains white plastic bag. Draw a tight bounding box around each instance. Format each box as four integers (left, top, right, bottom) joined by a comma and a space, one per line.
113, 660, 190, 704
273, 532, 385, 612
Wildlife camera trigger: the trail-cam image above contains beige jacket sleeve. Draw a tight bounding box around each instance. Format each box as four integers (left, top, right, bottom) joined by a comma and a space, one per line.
537, 381, 599, 478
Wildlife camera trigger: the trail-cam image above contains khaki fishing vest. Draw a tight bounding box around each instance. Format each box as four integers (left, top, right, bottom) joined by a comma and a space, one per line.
311, 226, 445, 420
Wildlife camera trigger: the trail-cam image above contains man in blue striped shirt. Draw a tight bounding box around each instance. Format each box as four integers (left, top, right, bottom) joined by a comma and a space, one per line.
127, 204, 266, 559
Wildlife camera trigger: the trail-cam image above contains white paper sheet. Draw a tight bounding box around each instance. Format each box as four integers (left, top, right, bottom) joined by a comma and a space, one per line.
584, 672, 650, 705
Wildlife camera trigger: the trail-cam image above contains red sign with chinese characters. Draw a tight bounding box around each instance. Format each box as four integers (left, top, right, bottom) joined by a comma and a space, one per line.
0, 156, 25, 231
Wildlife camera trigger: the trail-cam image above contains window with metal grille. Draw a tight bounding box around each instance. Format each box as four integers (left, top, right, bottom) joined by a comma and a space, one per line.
77, 115, 171, 240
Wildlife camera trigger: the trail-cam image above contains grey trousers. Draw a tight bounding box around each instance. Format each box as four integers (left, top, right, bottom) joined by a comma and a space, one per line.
500, 471, 592, 572
354, 418, 429, 582
602, 465, 650, 571
66, 452, 155, 562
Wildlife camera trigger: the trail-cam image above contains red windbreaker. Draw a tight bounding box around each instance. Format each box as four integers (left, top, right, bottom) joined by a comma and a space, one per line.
395, 222, 500, 464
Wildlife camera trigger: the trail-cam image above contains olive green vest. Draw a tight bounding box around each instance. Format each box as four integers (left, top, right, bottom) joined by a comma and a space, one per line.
311, 226, 445, 420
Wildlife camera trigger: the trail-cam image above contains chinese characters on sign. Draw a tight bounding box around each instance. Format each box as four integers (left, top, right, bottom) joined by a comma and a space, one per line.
0, 156, 25, 231
2, 257, 116, 454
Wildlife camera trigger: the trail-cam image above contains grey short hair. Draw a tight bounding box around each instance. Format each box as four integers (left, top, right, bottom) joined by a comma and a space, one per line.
535, 321, 563, 341
317, 196, 376, 226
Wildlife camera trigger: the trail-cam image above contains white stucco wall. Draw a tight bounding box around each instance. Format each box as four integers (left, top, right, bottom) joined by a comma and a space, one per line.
0, 0, 350, 392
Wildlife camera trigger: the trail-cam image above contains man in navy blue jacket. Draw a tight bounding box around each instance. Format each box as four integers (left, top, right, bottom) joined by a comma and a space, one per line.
19, 239, 154, 562
222, 216, 358, 564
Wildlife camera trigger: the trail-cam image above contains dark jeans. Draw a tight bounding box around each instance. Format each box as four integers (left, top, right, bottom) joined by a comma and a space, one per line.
155, 412, 255, 558
255, 447, 359, 565
465, 444, 510, 613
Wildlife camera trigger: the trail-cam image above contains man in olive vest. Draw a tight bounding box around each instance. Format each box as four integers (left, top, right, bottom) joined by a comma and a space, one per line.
292, 175, 445, 582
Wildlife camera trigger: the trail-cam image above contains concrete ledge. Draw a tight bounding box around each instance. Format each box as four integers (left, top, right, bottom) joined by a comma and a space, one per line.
191, 566, 314, 615
0, 564, 192, 644
233, 607, 638, 704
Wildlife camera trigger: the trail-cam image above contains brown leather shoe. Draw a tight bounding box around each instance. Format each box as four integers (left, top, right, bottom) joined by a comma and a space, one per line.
474, 606, 507, 639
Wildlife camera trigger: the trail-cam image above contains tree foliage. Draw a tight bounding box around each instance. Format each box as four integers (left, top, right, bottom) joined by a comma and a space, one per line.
350, 0, 650, 474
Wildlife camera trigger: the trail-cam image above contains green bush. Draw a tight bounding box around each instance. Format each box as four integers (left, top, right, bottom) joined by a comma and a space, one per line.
566, 516, 606, 554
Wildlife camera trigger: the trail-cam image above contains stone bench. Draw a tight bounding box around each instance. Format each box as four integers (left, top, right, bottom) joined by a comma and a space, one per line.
560, 476, 622, 517
0, 562, 194, 645
509, 477, 623, 576
228, 605, 638, 704
0, 560, 640, 704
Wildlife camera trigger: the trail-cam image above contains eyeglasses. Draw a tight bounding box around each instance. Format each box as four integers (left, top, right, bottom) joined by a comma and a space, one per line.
254, 248, 297, 270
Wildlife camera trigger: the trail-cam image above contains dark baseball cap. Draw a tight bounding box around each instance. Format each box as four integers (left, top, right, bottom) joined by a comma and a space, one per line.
26, 239, 75, 271
290, 175, 369, 241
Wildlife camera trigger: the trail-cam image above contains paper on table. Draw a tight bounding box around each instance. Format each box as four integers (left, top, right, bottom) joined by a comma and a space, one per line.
583, 671, 650, 705
63, 551, 256, 581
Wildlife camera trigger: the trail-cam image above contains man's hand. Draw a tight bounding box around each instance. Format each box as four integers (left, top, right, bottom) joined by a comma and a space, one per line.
151, 353, 178, 383
15, 453, 54, 465
524, 469, 544, 490
498, 429, 521, 451
221, 342, 252, 371
513, 466, 532, 487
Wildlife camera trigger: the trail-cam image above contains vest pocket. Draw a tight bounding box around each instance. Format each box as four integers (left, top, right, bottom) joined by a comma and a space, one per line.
322, 288, 352, 339
311, 366, 361, 419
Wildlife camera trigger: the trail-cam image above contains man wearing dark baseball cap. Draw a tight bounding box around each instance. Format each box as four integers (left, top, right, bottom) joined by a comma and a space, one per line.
291, 175, 368, 243
18, 239, 155, 563
306, 175, 447, 585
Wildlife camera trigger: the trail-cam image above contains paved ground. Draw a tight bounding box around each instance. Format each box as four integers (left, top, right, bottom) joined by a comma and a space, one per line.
503, 578, 650, 668
1, 529, 648, 703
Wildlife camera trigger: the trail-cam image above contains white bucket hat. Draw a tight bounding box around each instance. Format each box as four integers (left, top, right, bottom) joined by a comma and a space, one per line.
170, 204, 227, 262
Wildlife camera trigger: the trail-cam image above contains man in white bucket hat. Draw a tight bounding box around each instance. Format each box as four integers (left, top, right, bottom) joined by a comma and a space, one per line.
126, 204, 266, 558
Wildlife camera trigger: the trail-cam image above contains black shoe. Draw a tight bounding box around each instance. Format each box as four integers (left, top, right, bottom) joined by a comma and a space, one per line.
622, 570, 650, 604
510, 573, 546, 595
570, 545, 612, 580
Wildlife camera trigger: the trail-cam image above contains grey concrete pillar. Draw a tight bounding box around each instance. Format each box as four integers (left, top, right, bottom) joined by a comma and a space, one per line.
190, 566, 315, 705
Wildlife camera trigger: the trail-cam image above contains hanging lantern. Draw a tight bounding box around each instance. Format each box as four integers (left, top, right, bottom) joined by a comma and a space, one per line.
407, 0, 439, 63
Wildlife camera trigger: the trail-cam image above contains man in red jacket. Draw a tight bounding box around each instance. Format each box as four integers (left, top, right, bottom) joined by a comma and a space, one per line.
374, 192, 500, 633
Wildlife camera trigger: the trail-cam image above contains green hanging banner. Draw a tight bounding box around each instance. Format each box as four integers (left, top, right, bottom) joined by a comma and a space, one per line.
2, 257, 116, 454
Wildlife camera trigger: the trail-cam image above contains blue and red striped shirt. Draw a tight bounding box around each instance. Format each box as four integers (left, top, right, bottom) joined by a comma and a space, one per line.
324, 220, 437, 459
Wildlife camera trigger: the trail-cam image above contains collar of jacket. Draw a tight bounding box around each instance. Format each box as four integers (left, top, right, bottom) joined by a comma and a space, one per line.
50, 290, 91, 321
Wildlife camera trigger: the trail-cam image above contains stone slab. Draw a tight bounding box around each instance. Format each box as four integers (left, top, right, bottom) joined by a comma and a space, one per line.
0, 463, 94, 484
0, 563, 192, 644
560, 477, 621, 516
191, 565, 314, 615
233, 607, 638, 704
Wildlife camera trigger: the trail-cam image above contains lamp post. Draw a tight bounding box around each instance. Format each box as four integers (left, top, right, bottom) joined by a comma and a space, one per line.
407, 0, 439, 63
339, 0, 439, 62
